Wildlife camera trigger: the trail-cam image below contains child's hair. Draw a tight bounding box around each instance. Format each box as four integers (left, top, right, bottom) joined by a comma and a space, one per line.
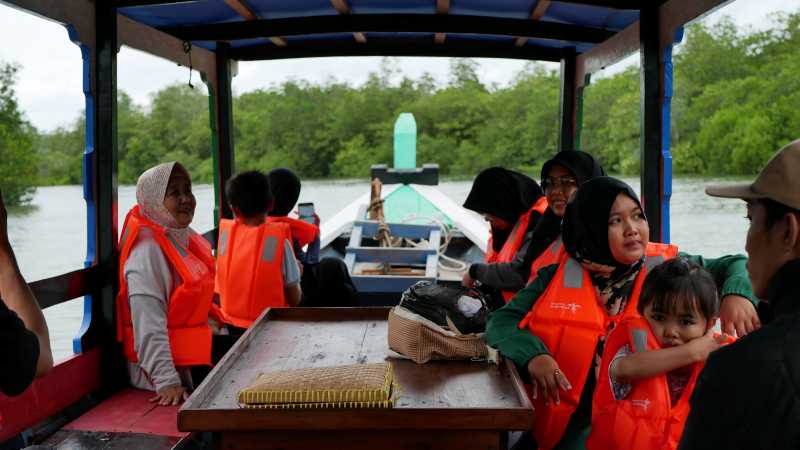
637, 257, 719, 320
226, 170, 273, 218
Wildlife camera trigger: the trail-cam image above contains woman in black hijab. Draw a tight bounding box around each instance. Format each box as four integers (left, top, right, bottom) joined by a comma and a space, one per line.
463, 167, 544, 254
486, 177, 756, 450
266, 168, 358, 307
464, 152, 605, 300
461, 167, 545, 306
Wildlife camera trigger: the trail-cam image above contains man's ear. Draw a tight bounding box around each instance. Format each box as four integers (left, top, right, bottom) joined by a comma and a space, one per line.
785, 212, 800, 254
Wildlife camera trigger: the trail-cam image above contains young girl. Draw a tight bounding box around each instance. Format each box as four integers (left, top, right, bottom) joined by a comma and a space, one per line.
486, 177, 754, 450
116, 162, 215, 406
587, 258, 732, 450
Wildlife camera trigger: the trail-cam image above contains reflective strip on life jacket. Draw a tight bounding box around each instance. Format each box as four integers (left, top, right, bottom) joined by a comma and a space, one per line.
586, 316, 716, 450
216, 218, 292, 329
483, 197, 548, 303
116, 205, 214, 367
519, 242, 679, 450
528, 235, 564, 285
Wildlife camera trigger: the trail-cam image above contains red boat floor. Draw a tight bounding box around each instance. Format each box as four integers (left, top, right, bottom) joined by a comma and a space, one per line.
63, 388, 188, 437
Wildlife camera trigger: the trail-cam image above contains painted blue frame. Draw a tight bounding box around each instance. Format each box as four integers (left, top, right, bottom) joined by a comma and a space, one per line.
66, 24, 96, 354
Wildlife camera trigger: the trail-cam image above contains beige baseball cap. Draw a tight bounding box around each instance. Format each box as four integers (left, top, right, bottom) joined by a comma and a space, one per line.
706, 139, 800, 210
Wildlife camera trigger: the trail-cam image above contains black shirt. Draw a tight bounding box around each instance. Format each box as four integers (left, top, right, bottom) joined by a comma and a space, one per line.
0, 299, 39, 396
679, 259, 800, 450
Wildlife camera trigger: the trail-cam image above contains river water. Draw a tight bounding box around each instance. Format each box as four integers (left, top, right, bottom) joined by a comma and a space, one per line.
5, 177, 750, 362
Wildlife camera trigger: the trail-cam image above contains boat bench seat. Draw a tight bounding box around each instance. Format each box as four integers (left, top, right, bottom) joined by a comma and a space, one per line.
41, 387, 196, 449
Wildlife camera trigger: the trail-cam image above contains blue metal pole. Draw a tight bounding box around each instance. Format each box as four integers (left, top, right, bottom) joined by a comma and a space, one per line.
660, 27, 684, 244
67, 24, 95, 354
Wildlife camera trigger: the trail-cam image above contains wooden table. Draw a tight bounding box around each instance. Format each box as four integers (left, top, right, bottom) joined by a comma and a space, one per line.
179, 307, 532, 450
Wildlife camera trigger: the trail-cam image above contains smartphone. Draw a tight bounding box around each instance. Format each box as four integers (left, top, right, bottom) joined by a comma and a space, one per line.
298, 202, 315, 224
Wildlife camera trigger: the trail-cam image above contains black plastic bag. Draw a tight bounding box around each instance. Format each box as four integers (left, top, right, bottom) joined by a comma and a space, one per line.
399, 281, 490, 334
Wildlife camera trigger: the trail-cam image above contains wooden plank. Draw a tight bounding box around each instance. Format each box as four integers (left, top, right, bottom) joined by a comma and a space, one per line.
346, 246, 436, 264
220, 430, 502, 450
118, 14, 216, 83
531, 0, 551, 20
62, 388, 187, 437
351, 274, 433, 293
44, 430, 181, 449
348, 224, 364, 248
330, 0, 351, 15
355, 221, 439, 240
230, 38, 566, 61
179, 308, 532, 432
222, 0, 289, 47
344, 253, 356, 273
425, 254, 438, 278
516, 0, 550, 47
223, 0, 257, 20
162, 14, 614, 44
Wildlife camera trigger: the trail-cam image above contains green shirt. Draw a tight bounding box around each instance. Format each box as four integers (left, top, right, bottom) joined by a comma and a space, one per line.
486, 252, 755, 372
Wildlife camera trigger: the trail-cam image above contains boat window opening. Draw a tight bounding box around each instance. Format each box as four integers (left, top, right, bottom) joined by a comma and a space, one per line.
0, 4, 88, 363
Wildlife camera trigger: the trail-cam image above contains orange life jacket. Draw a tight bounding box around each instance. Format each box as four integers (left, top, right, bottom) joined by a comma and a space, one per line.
266, 216, 319, 248
116, 205, 214, 366
484, 197, 548, 303
586, 316, 704, 450
216, 218, 293, 328
517, 242, 679, 450
528, 234, 565, 285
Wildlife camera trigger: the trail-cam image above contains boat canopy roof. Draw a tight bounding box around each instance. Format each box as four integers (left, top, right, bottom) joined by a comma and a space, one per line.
115, 1, 646, 62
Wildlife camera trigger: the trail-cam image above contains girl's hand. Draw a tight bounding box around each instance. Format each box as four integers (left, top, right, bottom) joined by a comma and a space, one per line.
688, 329, 728, 362
462, 270, 476, 288
527, 354, 572, 406
719, 295, 760, 337
150, 385, 189, 406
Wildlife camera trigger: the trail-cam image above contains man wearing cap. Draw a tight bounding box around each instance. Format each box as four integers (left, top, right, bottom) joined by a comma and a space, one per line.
679, 139, 800, 449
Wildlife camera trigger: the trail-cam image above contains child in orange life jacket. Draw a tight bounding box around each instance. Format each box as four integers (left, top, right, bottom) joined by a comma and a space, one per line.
215, 170, 302, 336
587, 257, 732, 450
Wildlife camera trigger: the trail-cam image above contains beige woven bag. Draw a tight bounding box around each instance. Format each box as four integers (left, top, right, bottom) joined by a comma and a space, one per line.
387, 306, 499, 364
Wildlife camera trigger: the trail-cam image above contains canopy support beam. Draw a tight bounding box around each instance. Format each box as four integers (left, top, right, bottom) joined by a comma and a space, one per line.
558, 50, 577, 152
207, 43, 235, 223
640, 4, 663, 242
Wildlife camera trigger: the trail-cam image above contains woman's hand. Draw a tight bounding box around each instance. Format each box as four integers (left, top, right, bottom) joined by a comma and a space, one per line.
150, 385, 189, 406
462, 269, 476, 288
527, 354, 572, 406
687, 329, 729, 363
719, 295, 760, 337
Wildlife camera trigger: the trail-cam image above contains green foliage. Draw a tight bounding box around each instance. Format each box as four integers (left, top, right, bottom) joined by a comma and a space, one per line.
24, 10, 800, 185
0, 62, 37, 206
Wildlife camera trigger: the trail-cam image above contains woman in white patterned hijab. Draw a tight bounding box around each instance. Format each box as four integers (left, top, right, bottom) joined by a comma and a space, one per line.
135, 161, 196, 247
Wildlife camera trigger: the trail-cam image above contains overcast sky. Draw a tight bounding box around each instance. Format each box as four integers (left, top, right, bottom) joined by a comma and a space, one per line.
0, 0, 795, 132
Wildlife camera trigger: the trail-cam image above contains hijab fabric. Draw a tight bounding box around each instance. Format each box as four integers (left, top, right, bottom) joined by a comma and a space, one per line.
540, 150, 605, 187
267, 168, 301, 217
562, 176, 645, 315
523, 150, 607, 267
463, 167, 543, 252
136, 162, 194, 247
